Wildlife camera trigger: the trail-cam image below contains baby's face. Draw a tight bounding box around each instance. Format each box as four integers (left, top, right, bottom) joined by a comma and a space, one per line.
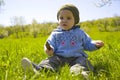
58, 10, 75, 30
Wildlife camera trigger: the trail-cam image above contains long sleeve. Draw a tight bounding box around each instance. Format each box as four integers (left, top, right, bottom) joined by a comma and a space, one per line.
81, 32, 98, 51
45, 32, 56, 53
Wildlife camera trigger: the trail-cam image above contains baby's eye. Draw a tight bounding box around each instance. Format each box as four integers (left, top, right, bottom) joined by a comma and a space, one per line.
59, 17, 63, 20
67, 17, 71, 20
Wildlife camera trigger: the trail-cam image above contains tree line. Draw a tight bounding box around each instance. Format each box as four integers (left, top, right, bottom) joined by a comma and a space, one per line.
0, 16, 120, 39
80, 16, 120, 32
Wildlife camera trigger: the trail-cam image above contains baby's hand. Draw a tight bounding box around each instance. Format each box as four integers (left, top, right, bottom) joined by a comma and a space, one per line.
45, 49, 54, 56
45, 42, 52, 50
45, 42, 54, 56
94, 40, 104, 49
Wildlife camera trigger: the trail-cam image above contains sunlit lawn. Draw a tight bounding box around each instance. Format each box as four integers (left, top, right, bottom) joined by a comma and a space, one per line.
0, 32, 120, 80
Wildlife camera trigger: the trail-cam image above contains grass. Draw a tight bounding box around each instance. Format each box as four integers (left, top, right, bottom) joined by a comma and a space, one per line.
0, 32, 120, 80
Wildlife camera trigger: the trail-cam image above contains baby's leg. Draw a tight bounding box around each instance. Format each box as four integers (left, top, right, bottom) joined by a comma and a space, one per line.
38, 55, 63, 72
70, 56, 93, 78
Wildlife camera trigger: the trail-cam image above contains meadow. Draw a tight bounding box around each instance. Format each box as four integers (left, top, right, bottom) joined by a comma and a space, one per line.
0, 31, 120, 80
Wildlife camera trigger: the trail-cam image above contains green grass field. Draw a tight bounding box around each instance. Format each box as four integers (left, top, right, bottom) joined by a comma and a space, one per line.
0, 32, 120, 80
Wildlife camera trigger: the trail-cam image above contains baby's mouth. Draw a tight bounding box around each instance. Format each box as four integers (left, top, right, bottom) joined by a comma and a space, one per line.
63, 24, 67, 26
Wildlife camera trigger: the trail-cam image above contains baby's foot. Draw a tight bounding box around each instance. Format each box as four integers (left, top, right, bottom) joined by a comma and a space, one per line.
21, 57, 38, 73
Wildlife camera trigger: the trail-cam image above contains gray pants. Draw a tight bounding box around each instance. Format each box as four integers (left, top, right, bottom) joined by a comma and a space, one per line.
37, 55, 93, 75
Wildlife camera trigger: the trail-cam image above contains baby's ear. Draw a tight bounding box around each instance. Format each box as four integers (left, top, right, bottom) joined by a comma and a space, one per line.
45, 42, 52, 50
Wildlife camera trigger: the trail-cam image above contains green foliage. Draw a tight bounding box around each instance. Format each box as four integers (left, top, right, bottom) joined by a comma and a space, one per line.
0, 31, 120, 80
0, 16, 120, 79
80, 16, 120, 32
0, 16, 120, 39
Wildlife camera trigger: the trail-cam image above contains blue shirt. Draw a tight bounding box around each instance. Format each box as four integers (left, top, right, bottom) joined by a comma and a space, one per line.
46, 25, 98, 58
